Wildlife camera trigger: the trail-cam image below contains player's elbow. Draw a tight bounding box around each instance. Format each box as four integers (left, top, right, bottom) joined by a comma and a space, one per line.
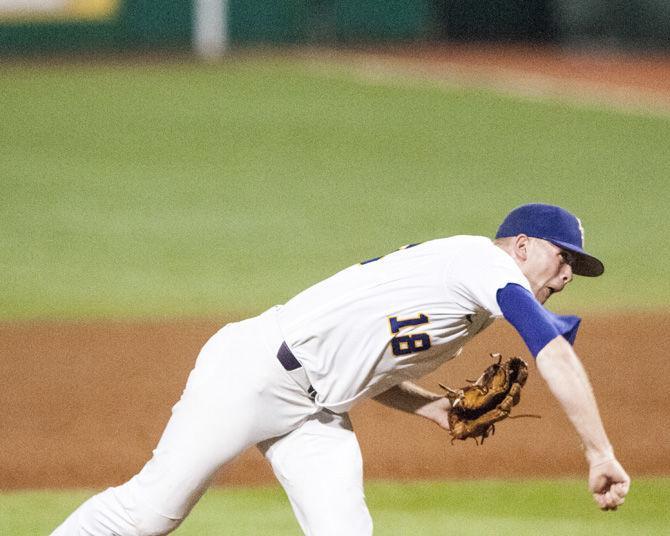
535, 335, 580, 379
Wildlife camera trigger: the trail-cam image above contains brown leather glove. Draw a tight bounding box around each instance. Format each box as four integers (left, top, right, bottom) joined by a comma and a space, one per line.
441, 354, 531, 444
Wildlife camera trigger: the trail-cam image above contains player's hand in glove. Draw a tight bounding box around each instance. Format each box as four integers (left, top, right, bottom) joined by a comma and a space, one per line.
414, 396, 452, 430
588, 456, 630, 511
440, 353, 536, 444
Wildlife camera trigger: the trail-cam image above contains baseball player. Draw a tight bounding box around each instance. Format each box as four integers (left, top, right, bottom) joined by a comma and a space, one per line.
52, 203, 630, 535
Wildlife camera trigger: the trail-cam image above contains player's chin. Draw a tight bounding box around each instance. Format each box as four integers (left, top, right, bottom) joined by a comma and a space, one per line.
541, 286, 561, 304
537, 288, 552, 304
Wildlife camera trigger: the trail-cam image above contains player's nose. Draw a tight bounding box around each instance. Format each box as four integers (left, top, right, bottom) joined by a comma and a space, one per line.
561, 263, 573, 284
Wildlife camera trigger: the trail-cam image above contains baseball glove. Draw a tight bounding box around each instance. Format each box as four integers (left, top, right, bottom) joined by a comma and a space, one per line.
440, 353, 535, 444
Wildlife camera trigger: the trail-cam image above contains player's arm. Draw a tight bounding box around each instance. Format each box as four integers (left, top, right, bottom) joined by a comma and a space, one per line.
536, 336, 630, 510
497, 283, 630, 511
373, 382, 452, 430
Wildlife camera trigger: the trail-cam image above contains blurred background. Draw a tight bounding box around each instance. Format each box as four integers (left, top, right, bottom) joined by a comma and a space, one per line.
0, 0, 669, 55
1, 2, 669, 535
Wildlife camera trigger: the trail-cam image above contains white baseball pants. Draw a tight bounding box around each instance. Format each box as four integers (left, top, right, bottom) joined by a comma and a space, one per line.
50, 308, 372, 535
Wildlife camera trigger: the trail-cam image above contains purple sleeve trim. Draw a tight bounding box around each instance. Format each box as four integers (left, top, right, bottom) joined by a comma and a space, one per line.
496, 283, 581, 357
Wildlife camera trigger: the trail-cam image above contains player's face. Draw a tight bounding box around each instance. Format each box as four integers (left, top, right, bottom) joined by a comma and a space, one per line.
523, 238, 575, 304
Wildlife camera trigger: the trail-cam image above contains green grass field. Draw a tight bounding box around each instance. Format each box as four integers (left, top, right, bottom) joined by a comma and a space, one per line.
2, 58, 669, 319
4, 479, 668, 535
2, 57, 669, 533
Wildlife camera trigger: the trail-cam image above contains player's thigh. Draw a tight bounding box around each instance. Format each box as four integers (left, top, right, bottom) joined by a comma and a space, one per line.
123, 320, 315, 522
259, 411, 372, 536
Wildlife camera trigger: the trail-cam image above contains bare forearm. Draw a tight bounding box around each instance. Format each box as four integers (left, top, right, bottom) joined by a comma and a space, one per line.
536, 336, 613, 464
373, 381, 451, 428
374, 381, 442, 413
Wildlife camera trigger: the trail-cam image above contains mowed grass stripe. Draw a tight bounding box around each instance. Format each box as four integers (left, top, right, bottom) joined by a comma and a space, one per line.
2, 479, 668, 535
1, 59, 669, 319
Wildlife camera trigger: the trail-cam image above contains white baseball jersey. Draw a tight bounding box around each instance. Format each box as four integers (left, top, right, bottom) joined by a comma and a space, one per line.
276, 235, 532, 413
52, 235, 533, 536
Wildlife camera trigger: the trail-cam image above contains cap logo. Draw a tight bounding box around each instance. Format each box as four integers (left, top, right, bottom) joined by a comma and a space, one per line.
576, 217, 585, 246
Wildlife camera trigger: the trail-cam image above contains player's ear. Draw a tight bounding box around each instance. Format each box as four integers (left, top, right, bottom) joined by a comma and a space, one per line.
513, 234, 530, 261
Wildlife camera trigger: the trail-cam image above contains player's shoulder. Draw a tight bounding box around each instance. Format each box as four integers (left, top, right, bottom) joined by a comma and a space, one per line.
425, 235, 504, 258
435, 236, 531, 309
422, 234, 489, 248
441, 235, 528, 283
387, 235, 517, 277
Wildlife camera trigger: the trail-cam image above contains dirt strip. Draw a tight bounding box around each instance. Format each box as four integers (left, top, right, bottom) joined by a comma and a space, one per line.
293, 44, 670, 116
1, 312, 667, 490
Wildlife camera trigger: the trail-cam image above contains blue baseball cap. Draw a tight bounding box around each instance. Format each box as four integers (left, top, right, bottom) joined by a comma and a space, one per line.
496, 203, 604, 277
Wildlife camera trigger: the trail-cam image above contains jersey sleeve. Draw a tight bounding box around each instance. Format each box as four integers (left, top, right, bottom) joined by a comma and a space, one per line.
448, 237, 533, 317
496, 283, 581, 357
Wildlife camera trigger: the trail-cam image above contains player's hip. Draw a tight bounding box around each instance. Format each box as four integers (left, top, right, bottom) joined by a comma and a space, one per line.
190, 307, 319, 420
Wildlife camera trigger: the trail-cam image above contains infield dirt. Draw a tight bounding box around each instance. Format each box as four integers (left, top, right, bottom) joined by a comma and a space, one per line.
2, 312, 668, 489
302, 43, 670, 115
